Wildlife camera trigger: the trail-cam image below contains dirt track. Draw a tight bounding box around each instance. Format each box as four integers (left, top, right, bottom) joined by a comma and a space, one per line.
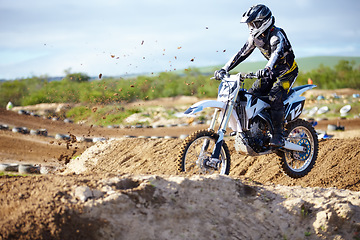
1, 106, 360, 239
1, 106, 360, 166
1, 106, 360, 190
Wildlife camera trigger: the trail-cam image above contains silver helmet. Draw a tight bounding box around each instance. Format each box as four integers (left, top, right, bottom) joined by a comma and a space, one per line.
241, 4, 274, 38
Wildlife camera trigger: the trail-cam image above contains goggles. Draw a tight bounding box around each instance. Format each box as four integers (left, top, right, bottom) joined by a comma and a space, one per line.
247, 20, 263, 29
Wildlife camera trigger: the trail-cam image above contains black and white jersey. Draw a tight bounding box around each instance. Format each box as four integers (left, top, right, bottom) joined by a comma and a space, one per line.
223, 26, 295, 78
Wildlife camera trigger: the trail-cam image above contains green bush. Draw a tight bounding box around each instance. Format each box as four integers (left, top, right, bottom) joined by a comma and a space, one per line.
0, 77, 46, 107
63, 73, 90, 82
294, 60, 360, 89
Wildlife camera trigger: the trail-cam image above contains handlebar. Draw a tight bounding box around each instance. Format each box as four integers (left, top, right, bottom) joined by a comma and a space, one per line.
242, 72, 256, 79
211, 72, 257, 81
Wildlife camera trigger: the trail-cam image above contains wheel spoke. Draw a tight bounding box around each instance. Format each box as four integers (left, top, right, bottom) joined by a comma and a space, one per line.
286, 125, 314, 172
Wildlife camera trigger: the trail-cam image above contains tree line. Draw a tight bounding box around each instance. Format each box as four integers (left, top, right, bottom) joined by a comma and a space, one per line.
1, 60, 359, 108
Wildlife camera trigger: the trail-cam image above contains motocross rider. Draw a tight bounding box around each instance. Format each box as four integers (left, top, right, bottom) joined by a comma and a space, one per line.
214, 4, 298, 147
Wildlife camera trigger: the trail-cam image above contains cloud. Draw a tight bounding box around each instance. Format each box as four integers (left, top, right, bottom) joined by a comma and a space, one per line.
0, 0, 359, 79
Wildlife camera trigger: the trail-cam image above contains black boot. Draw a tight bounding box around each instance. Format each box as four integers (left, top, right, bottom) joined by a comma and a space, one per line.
270, 109, 285, 147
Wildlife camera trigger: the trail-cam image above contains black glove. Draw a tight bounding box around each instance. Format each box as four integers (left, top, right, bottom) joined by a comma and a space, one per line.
214, 69, 227, 80
256, 67, 272, 78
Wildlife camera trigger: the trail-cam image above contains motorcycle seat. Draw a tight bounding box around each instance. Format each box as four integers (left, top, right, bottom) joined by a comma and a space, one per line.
249, 87, 296, 104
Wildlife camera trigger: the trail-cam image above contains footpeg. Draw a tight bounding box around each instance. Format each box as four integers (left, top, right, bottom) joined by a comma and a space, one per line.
205, 158, 221, 170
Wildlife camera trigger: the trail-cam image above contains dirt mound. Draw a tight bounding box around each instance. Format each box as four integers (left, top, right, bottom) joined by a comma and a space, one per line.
65, 137, 360, 191
1, 174, 359, 240
11, 103, 74, 115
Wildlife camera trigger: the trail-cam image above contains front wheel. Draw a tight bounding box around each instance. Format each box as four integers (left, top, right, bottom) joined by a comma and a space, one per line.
177, 129, 231, 175
278, 119, 318, 178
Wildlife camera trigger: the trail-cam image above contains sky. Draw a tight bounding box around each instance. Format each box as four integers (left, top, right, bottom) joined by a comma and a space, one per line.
0, 0, 359, 79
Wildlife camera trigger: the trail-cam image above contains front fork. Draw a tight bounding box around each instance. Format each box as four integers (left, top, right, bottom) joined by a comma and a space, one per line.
205, 102, 235, 168
200, 109, 220, 154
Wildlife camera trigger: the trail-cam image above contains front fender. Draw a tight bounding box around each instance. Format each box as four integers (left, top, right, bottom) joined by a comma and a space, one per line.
184, 100, 226, 115
184, 100, 240, 131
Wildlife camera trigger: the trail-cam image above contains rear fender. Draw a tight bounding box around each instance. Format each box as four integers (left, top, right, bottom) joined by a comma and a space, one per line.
284, 84, 317, 105
284, 85, 317, 122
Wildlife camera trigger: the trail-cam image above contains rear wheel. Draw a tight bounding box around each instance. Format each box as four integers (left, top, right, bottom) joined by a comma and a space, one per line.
177, 129, 231, 175
278, 119, 318, 178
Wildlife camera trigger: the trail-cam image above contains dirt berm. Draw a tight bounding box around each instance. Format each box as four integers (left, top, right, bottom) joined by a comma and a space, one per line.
65, 137, 360, 191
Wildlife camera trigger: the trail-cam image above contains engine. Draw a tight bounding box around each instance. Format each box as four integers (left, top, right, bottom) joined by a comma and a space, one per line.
245, 117, 271, 153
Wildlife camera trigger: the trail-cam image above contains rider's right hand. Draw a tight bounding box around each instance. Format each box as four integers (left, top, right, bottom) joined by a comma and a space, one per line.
255, 67, 272, 79
214, 69, 227, 80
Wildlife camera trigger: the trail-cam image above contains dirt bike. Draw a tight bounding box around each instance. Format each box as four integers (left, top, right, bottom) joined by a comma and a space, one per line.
177, 73, 318, 178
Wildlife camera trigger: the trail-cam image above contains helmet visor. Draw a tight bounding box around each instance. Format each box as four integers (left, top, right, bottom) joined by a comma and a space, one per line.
247, 20, 262, 29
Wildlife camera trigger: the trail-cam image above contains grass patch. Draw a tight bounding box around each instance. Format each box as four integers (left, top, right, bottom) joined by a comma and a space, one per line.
66, 104, 141, 126
66, 106, 92, 123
